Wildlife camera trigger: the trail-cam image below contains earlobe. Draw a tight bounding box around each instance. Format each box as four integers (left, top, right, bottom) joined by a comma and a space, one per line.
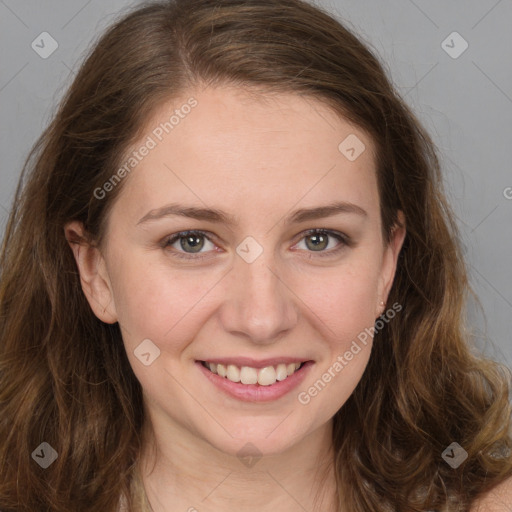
64, 221, 118, 324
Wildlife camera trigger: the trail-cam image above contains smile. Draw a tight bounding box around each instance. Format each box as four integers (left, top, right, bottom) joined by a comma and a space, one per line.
196, 359, 314, 402
201, 361, 304, 386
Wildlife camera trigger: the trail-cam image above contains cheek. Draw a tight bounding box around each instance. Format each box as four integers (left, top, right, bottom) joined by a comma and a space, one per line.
109, 238, 382, 357
108, 249, 218, 352
295, 258, 381, 340
295, 268, 378, 415
314, 345, 372, 418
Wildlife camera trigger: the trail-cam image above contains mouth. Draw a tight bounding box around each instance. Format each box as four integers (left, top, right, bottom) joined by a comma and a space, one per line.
196, 359, 314, 402
200, 360, 306, 386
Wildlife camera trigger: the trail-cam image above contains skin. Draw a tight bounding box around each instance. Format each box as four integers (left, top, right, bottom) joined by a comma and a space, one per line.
66, 84, 407, 512
473, 481, 512, 511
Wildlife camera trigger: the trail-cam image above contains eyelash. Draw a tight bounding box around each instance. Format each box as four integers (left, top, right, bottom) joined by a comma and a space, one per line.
161, 229, 350, 261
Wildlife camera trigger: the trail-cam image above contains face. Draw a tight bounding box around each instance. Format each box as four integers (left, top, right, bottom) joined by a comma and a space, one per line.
66, 85, 405, 459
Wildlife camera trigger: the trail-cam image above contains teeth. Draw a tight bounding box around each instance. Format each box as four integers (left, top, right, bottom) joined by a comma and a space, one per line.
203, 361, 304, 386
217, 363, 227, 377
226, 364, 241, 382
258, 366, 277, 386
276, 363, 288, 381
240, 366, 258, 385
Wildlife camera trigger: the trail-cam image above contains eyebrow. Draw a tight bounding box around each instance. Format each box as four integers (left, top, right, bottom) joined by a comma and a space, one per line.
137, 200, 367, 227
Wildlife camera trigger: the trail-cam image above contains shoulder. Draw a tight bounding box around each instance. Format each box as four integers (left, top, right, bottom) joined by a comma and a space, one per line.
470, 476, 512, 511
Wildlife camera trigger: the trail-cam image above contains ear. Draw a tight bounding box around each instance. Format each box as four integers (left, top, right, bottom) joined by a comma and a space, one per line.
64, 221, 118, 324
376, 210, 406, 316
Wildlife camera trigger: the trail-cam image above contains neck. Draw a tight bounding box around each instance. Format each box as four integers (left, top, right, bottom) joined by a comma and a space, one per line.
137, 417, 338, 512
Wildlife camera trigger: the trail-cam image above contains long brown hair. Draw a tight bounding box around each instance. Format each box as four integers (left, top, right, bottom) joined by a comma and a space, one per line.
1, 1, 511, 510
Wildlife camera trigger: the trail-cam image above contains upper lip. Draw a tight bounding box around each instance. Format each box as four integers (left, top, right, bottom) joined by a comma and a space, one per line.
197, 357, 312, 369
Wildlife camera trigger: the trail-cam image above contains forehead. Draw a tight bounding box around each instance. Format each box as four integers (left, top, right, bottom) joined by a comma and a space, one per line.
112, 85, 379, 226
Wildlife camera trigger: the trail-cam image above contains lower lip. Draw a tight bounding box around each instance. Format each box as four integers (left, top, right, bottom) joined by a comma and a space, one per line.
196, 360, 314, 402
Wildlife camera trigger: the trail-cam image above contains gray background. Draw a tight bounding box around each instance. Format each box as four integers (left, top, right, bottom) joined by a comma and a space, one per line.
1, 1, 511, 366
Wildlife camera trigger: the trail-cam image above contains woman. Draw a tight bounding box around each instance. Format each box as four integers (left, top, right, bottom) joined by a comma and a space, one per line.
1, 0, 511, 510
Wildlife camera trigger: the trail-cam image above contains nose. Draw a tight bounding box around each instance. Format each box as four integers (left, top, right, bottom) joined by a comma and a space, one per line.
218, 252, 299, 345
